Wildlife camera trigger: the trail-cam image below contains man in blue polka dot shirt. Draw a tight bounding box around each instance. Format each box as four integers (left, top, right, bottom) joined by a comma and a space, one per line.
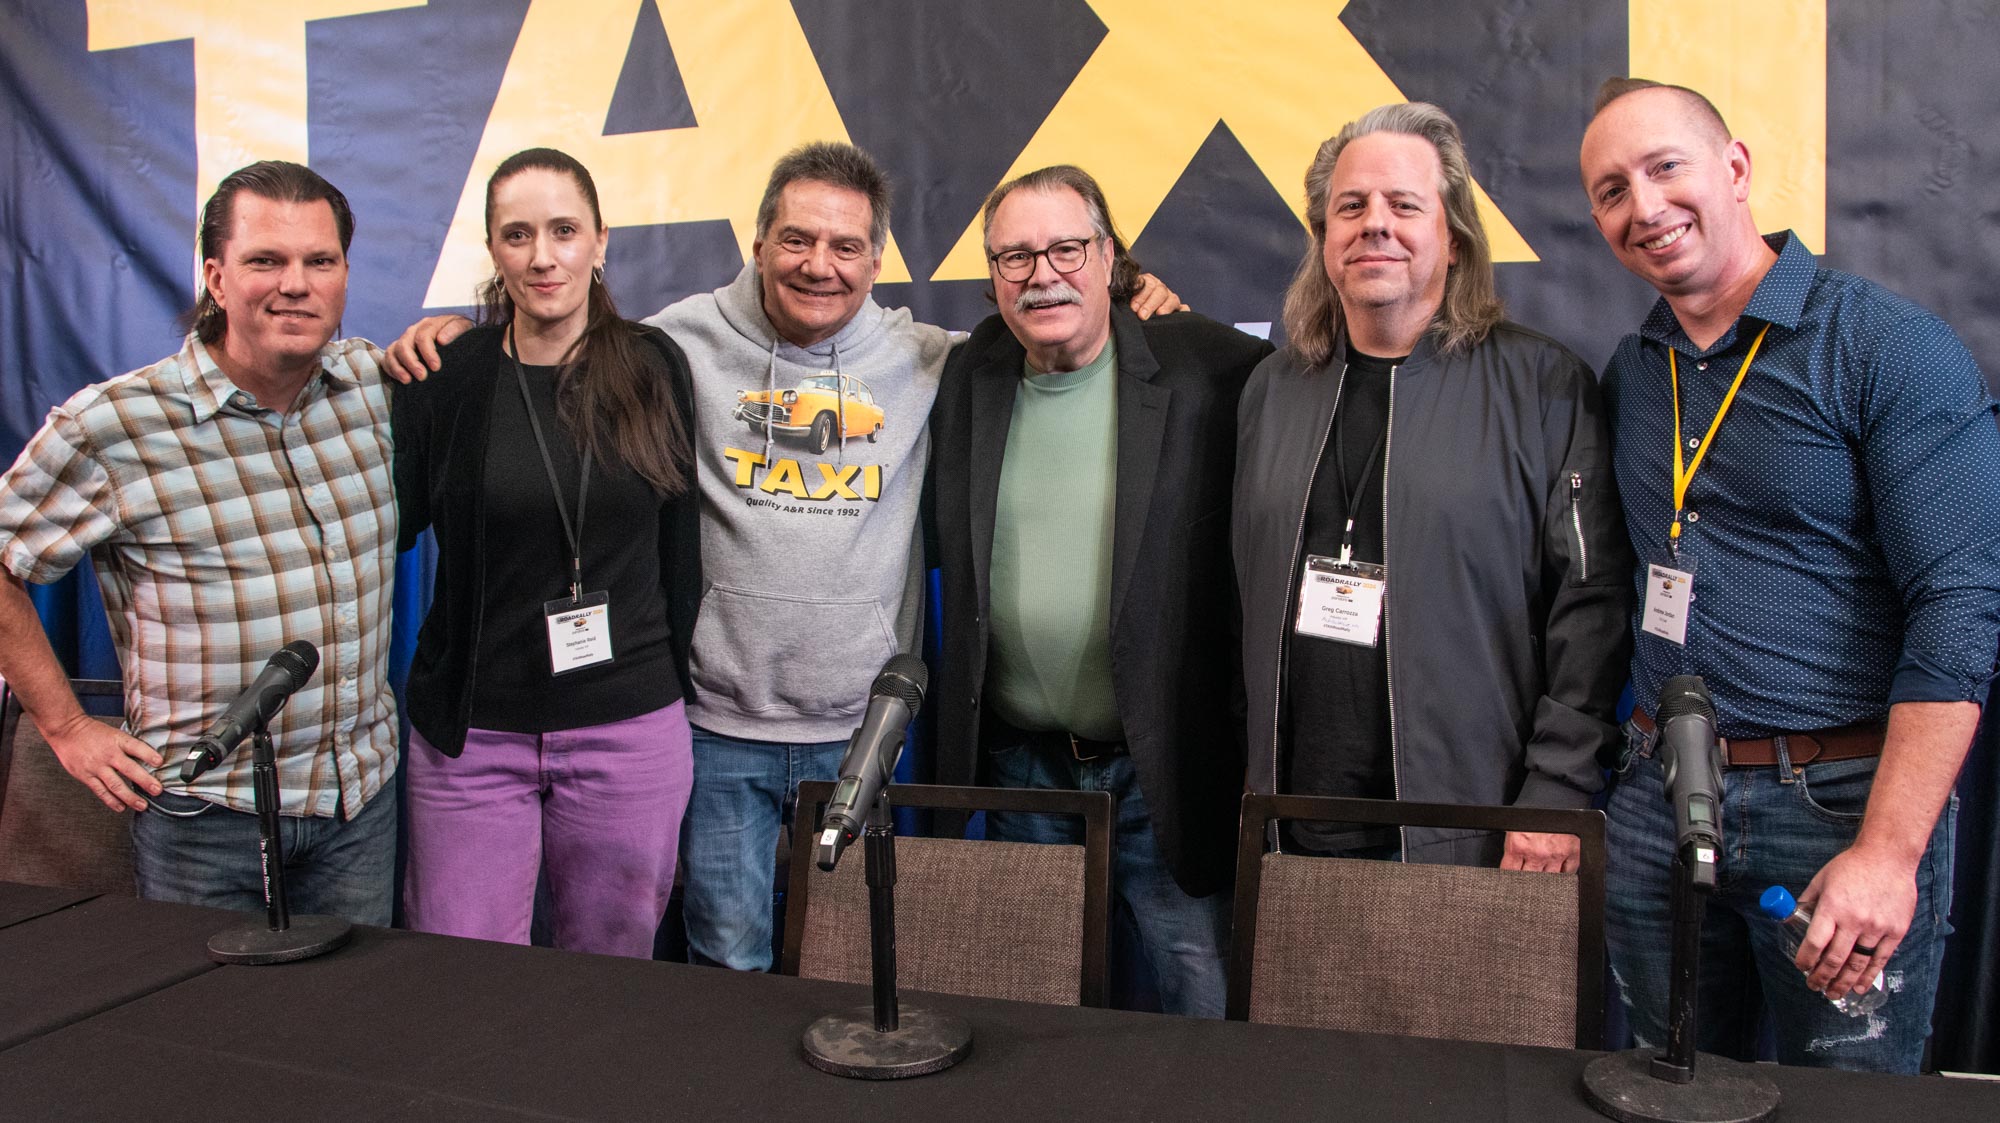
1580, 78, 2000, 1072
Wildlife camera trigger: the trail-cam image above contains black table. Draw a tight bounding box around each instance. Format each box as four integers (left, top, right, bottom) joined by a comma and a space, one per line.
0, 884, 1994, 1121
0, 892, 221, 1051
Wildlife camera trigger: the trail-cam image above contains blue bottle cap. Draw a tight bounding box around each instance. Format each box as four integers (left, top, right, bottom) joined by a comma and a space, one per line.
1759, 885, 1798, 920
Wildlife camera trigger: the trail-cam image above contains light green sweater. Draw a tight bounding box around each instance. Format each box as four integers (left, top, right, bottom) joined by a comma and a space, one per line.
985, 341, 1122, 742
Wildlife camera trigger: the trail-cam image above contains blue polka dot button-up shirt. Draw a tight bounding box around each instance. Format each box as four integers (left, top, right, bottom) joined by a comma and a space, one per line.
1606, 232, 2000, 737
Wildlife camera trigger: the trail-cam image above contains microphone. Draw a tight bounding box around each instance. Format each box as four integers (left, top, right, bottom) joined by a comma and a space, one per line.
1656, 674, 1723, 892
815, 654, 928, 872
181, 641, 320, 783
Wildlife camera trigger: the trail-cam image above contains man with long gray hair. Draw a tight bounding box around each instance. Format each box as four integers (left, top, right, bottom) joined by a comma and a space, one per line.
1233, 102, 1632, 868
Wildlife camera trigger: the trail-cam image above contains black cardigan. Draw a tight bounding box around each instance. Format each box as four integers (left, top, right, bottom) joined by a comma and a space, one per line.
392, 323, 701, 757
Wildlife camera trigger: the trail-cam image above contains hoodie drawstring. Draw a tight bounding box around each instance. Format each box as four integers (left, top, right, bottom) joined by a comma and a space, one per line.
833, 340, 847, 463
760, 337, 778, 462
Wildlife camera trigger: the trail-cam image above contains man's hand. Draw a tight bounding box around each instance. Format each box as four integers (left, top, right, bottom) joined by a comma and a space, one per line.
1501, 830, 1580, 873
1795, 844, 1913, 1000
45, 712, 163, 812
1792, 699, 1976, 1000
1129, 273, 1190, 320
381, 315, 475, 384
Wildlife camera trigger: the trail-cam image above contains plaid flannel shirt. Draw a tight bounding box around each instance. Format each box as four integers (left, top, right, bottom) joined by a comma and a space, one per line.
0, 334, 398, 817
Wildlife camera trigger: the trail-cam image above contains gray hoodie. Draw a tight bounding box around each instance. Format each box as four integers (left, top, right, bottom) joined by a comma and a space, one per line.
647, 265, 953, 743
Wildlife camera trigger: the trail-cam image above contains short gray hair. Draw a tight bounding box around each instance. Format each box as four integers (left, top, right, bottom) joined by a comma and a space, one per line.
979, 165, 1141, 302
754, 141, 892, 252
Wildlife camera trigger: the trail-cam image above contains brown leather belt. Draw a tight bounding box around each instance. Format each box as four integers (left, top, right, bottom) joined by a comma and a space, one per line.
1632, 709, 1886, 767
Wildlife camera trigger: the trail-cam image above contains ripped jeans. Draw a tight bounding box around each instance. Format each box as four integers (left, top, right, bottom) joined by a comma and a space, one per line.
1604, 720, 1955, 1072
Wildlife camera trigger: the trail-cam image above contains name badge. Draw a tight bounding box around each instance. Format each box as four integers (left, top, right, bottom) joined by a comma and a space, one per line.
1294, 555, 1387, 647
544, 591, 614, 674
1642, 563, 1694, 646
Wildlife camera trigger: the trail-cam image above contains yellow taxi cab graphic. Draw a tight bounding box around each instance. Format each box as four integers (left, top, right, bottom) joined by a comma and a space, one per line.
733, 373, 885, 455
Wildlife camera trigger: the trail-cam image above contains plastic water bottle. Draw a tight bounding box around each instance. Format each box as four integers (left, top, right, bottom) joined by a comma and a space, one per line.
1758, 885, 1887, 1017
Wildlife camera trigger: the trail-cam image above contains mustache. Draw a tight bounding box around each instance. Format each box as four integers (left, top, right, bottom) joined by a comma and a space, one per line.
1013, 280, 1083, 314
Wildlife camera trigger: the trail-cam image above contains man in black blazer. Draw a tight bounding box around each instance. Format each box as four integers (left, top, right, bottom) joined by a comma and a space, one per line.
927, 165, 1272, 1017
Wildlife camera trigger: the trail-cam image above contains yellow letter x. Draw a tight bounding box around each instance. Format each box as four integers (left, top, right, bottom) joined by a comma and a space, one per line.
932, 0, 1534, 280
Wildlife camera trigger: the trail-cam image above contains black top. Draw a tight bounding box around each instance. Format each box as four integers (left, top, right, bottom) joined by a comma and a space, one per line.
1285, 345, 1399, 852
469, 360, 678, 732
392, 323, 701, 757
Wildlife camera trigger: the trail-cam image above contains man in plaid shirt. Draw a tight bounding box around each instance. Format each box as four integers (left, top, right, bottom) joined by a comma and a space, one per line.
0, 162, 399, 924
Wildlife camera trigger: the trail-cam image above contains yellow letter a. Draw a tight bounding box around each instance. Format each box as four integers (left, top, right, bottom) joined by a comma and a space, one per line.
423, 0, 910, 308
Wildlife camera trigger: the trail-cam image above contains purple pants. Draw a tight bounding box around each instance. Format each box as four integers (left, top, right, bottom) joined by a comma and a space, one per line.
402, 701, 693, 958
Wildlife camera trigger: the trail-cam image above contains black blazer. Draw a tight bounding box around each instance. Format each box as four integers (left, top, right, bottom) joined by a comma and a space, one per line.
392, 323, 701, 757
927, 306, 1271, 897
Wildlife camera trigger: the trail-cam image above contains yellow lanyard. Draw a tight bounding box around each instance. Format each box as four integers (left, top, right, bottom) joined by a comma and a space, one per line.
1668, 323, 1770, 543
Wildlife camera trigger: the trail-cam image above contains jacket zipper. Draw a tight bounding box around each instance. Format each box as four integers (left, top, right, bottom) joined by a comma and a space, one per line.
1569, 471, 1589, 583
1382, 364, 1403, 860
1271, 362, 1348, 855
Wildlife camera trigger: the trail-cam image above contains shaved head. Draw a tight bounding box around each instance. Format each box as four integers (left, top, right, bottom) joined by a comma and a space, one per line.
1590, 77, 1732, 150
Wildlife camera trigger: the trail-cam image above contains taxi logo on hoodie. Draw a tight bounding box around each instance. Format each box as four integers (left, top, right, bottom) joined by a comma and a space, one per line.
722, 447, 884, 503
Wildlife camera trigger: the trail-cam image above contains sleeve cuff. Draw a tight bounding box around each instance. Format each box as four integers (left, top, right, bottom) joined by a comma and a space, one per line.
1889, 649, 1994, 709
1515, 771, 1598, 810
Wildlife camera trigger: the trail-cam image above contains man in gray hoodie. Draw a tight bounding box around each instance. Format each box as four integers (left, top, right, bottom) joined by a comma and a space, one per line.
389, 142, 1178, 972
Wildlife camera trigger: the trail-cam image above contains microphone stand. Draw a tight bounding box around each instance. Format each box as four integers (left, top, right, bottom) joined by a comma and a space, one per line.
864, 793, 900, 1034
802, 787, 972, 1079
1583, 844, 1778, 1122
204, 716, 353, 965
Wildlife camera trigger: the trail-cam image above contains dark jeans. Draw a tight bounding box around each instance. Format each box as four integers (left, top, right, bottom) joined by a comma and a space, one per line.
1605, 720, 1955, 1072
131, 780, 397, 926
984, 731, 1230, 1018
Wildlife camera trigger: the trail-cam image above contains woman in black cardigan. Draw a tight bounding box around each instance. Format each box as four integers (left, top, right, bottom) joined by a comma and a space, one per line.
392, 148, 699, 957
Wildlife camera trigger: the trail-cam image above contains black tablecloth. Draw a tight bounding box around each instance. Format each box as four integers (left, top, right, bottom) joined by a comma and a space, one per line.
0, 893, 225, 1051
0, 883, 94, 929
1, 885, 1996, 1121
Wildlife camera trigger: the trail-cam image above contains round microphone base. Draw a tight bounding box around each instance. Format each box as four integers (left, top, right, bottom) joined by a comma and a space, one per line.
1583, 1049, 1779, 1123
802, 1004, 972, 1080
206, 914, 352, 965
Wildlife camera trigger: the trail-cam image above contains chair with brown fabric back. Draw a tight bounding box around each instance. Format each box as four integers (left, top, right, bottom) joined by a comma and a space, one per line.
1228, 793, 1605, 1049
781, 781, 1112, 1007
0, 678, 135, 894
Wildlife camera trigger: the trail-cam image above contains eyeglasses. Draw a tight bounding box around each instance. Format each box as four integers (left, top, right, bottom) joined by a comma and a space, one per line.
986, 237, 1095, 282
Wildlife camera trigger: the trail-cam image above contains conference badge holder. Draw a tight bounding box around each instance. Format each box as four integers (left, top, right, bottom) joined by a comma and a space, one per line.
512, 320, 614, 676
1641, 324, 1763, 654
1642, 550, 1695, 648
1294, 554, 1387, 648
544, 590, 613, 675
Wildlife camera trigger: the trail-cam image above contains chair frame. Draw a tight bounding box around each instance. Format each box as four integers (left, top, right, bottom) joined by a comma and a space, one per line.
1228, 792, 1606, 1048
0, 677, 125, 822
782, 780, 1114, 1007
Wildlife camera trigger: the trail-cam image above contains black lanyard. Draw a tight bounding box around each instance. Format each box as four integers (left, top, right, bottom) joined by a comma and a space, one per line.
507, 321, 591, 603
1329, 371, 1388, 564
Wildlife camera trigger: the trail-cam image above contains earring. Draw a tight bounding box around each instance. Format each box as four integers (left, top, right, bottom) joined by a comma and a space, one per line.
592, 264, 605, 284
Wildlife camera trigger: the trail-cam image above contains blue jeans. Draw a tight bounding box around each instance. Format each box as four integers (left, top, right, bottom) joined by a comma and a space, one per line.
130, 782, 398, 926
678, 725, 846, 970
1605, 721, 1955, 1072
984, 734, 1231, 1018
